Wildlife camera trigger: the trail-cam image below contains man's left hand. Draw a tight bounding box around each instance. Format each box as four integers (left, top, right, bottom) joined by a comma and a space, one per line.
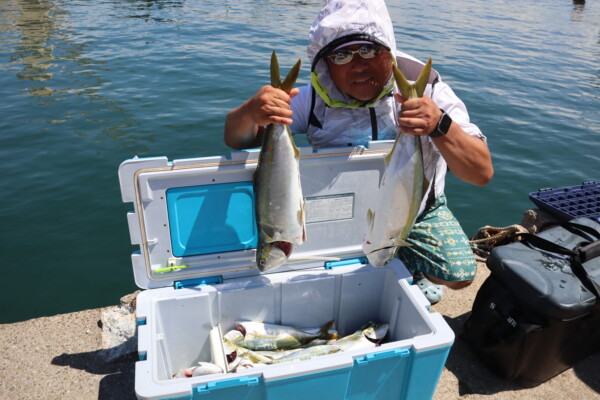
394, 93, 442, 136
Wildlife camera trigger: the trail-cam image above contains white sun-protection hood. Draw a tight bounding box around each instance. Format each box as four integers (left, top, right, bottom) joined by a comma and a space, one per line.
307, 0, 398, 108
300, 0, 403, 149
307, 0, 397, 64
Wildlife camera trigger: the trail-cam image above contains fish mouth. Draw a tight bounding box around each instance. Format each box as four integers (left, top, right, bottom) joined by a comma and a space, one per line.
272, 241, 293, 257
364, 246, 396, 267
365, 245, 395, 255
257, 240, 294, 271
235, 323, 246, 336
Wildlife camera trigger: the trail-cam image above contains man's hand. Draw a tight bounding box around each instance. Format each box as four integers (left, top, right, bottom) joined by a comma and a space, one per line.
245, 85, 300, 126
224, 86, 299, 149
394, 93, 442, 136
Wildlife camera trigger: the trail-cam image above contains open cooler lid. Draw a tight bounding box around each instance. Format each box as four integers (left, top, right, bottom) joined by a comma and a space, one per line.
118, 142, 394, 289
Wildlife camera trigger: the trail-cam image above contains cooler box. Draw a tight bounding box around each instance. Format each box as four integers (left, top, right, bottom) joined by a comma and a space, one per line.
118, 142, 454, 400
463, 218, 600, 387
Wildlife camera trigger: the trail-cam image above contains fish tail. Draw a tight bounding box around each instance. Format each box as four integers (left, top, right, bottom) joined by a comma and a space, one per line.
270, 51, 282, 88
280, 58, 301, 93
413, 58, 432, 97
319, 320, 335, 339
270, 51, 301, 94
393, 57, 432, 99
393, 65, 413, 100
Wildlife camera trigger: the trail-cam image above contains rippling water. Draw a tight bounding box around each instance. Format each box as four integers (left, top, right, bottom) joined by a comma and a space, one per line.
1, 0, 598, 323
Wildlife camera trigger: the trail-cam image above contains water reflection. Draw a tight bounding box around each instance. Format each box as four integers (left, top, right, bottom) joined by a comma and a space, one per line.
2, 0, 149, 143
6, 0, 57, 83
118, 0, 183, 22
571, 0, 586, 22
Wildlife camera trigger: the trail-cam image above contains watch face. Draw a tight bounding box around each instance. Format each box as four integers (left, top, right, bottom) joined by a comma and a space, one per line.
439, 113, 452, 134
431, 112, 451, 138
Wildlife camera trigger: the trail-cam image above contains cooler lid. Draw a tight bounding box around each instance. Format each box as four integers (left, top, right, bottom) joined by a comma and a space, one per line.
487, 217, 600, 320
529, 181, 600, 223
118, 142, 393, 289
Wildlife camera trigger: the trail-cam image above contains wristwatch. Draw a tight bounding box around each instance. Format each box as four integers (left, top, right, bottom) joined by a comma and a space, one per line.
429, 109, 452, 138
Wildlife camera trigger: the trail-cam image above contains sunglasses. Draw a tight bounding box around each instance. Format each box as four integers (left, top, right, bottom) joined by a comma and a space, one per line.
327, 44, 383, 65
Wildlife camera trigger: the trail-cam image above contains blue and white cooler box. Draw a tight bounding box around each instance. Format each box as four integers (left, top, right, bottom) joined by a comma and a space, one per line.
118, 141, 454, 400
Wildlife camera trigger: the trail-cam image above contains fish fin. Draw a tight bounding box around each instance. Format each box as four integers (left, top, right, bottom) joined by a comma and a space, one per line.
296, 206, 307, 243
292, 137, 301, 158
270, 51, 282, 89
414, 58, 432, 98
319, 320, 335, 339
422, 175, 431, 197
297, 197, 307, 242
384, 148, 392, 166
281, 58, 301, 94
393, 65, 412, 99
393, 238, 412, 247
367, 209, 375, 231
384, 130, 404, 167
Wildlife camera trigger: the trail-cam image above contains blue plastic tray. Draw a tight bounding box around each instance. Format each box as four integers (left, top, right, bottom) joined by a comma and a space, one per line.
529, 181, 600, 222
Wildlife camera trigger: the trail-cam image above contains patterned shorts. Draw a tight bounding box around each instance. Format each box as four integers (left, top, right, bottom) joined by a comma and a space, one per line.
396, 195, 477, 282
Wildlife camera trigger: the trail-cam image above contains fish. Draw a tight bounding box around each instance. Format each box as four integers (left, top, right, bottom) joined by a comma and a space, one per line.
230, 357, 257, 372
331, 322, 389, 352
175, 362, 224, 378
254, 51, 305, 272
223, 331, 274, 364
362, 58, 432, 267
230, 320, 335, 351
270, 344, 341, 364
219, 320, 389, 372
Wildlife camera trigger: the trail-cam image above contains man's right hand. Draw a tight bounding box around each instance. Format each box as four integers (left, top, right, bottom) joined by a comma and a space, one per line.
224, 86, 299, 149
245, 85, 299, 126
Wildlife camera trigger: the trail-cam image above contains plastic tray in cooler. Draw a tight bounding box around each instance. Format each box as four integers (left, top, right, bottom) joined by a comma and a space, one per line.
529, 181, 600, 222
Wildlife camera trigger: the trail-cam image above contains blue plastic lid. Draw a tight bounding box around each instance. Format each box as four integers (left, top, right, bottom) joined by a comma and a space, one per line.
166, 182, 258, 257
529, 181, 600, 222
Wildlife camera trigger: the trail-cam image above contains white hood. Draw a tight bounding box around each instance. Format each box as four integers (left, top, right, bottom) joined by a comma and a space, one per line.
307, 0, 397, 65
307, 0, 398, 108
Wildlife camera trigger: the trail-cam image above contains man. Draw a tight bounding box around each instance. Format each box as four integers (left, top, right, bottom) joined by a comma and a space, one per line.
224, 0, 493, 303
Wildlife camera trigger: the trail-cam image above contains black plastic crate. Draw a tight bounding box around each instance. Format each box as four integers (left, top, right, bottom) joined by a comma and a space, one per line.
529, 181, 600, 222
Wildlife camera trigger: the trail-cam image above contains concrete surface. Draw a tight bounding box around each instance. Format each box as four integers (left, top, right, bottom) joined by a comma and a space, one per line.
1, 264, 598, 400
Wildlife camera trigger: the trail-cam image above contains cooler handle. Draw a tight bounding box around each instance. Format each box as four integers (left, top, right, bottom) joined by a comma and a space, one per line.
560, 221, 600, 241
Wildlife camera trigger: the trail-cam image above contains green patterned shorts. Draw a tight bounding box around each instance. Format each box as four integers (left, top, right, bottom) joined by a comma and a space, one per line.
396, 194, 477, 282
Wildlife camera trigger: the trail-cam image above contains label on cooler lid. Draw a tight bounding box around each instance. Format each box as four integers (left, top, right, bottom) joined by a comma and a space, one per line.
304, 193, 354, 223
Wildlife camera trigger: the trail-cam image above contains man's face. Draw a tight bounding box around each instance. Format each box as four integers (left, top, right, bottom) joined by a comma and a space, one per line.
326, 44, 393, 102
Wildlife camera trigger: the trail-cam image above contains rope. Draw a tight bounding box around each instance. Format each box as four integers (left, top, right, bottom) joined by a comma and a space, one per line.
469, 224, 529, 262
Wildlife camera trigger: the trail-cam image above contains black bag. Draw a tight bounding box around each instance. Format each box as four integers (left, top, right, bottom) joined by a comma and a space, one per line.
462, 217, 600, 387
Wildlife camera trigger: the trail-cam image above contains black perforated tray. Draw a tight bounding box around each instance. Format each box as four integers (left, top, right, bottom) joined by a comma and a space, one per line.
529, 181, 600, 222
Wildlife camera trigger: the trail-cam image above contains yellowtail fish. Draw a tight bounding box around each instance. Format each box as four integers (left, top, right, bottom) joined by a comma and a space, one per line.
175, 362, 223, 378
362, 59, 432, 267
231, 320, 334, 351
270, 344, 341, 364
223, 332, 274, 364
254, 51, 305, 272
331, 322, 389, 352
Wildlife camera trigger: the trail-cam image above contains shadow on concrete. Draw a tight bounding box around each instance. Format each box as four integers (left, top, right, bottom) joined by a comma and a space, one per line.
572, 352, 600, 393
441, 312, 600, 397
51, 345, 137, 400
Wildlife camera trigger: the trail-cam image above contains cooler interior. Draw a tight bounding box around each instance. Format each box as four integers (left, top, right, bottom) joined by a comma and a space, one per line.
144, 262, 434, 382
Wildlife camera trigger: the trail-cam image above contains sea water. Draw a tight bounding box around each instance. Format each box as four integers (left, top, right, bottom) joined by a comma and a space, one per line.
0, 0, 598, 323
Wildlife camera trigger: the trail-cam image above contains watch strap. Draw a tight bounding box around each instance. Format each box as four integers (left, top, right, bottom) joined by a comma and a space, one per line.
430, 109, 452, 138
